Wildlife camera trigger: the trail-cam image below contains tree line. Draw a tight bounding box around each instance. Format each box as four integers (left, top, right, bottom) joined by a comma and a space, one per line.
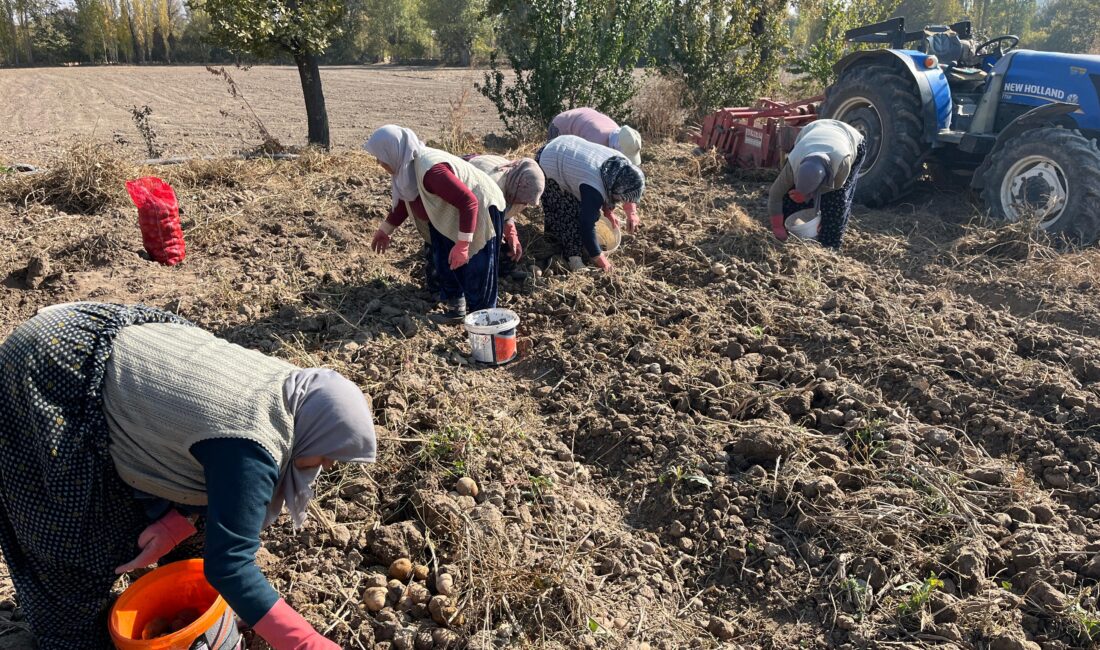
1, 0, 1095, 69
3, 0, 1095, 150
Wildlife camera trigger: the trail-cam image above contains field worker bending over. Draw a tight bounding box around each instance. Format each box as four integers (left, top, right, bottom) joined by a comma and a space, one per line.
0, 302, 377, 649
768, 118, 865, 249
464, 154, 546, 262
366, 125, 508, 321
549, 107, 643, 229
550, 107, 643, 166
537, 135, 645, 272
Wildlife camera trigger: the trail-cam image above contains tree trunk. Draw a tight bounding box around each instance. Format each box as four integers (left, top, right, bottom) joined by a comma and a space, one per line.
294, 50, 330, 150
125, 5, 141, 64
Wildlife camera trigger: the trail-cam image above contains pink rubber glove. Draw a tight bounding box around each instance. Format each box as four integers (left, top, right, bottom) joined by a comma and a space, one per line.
770, 214, 788, 242
253, 599, 339, 650
624, 202, 640, 233
115, 510, 196, 574
502, 220, 523, 262
371, 229, 391, 254
593, 254, 614, 273
449, 240, 471, 270
770, 214, 787, 243
602, 206, 620, 230
788, 189, 808, 204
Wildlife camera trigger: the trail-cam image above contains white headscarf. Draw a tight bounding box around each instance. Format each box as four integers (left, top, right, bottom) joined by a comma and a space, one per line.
363, 125, 423, 209
267, 369, 377, 529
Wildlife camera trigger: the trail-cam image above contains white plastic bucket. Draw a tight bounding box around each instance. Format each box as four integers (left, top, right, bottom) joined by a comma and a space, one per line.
464, 308, 520, 365
595, 215, 621, 253
785, 209, 820, 240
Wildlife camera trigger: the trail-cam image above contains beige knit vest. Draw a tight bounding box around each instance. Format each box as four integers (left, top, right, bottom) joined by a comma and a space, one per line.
103, 323, 296, 505
415, 147, 505, 257
788, 120, 864, 192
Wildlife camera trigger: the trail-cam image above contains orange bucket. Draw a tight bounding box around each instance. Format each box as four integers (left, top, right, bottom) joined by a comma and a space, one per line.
109, 559, 240, 650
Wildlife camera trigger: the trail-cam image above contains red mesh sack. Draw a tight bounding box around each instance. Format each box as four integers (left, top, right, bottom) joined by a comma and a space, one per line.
125, 177, 186, 266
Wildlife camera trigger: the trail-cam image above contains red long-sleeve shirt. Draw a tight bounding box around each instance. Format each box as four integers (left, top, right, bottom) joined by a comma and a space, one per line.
384, 163, 478, 235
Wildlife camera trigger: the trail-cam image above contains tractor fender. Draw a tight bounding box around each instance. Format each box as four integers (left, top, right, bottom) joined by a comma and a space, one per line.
970, 102, 1080, 189
833, 50, 952, 142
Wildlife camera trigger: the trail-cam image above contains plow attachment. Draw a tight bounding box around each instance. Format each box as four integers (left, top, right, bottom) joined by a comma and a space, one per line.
696, 97, 823, 169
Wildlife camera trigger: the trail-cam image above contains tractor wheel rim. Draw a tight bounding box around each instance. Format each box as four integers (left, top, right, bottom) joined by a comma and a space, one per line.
833, 97, 882, 177
999, 155, 1068, 227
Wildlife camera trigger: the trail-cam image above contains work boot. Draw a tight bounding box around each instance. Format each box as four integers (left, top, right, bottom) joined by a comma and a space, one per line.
567, 256, 585, 271
437, 297, 466, 323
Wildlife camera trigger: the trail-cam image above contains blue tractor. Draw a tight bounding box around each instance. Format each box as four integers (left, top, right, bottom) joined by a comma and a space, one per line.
820, 18, 1100, 243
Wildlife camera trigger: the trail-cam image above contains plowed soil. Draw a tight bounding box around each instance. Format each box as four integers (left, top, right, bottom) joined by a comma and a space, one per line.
3, 97, 1100, 650
0, 65, 501, 164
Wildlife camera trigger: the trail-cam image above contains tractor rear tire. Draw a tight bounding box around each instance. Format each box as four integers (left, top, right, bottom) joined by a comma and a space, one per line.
981, 127, 1100, 245
821, 64, 929, 207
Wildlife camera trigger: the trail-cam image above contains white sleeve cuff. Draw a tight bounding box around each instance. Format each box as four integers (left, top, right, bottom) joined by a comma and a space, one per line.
379, 221, 396, 236
457, 232, 474, 242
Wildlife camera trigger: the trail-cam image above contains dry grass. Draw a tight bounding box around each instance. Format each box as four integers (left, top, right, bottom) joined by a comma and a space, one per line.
0, 141, 132, 213
630, 74, 692, 143
433, 89, 481, 155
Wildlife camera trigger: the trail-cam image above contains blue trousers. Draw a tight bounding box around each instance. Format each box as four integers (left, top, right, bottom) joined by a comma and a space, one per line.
430, 206, 504, 313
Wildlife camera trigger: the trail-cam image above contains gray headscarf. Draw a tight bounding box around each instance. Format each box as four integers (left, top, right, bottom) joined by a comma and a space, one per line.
599, 156, 645, 205
795, 153, 831, 198
267, 369, 377, 529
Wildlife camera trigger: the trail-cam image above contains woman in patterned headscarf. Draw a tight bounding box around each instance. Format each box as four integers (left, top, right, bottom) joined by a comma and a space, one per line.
537, 135, 645, 272
0, 303, 377, 650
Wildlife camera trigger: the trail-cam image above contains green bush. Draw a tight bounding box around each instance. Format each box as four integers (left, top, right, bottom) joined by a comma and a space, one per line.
786, 0, 896, 94
478, 0, 664, 139
661, 0, 788, 117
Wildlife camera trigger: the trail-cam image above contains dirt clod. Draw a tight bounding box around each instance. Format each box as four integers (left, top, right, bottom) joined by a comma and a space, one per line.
369, 522, 425, 566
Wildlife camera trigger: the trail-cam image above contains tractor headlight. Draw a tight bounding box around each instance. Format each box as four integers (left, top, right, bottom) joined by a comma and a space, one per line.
923, 55, 939, 69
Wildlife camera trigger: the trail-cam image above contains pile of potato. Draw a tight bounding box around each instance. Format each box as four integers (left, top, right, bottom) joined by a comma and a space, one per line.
363, 558, 462, 628
140, 608, 200, 639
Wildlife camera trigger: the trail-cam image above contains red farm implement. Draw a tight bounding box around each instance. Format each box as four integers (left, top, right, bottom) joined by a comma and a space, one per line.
696, 97, 823, 169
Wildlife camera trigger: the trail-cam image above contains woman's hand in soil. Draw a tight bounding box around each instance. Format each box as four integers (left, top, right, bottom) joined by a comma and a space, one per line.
594, 254, 614, 273
449, 240, 471, 270
503, 220, 523, 262
624, 203, 640, 233
254, 599, 340, 650
115, 510, 196, 574
371, 229, 391, 254
769, 214, 788, 242
603, 206, 621, 230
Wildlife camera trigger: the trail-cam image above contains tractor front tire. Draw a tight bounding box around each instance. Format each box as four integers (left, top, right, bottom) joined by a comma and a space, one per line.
980, 127, 1100, 245
821, 64, 929, 207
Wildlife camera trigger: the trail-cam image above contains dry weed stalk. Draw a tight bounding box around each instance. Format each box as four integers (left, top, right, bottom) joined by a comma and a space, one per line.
436, 89, 479, 154
129, 105, 163, 158
206, 66, 285, 154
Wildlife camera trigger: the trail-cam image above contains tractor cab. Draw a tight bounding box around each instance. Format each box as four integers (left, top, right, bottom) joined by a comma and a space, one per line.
919, 25, 987, 91
846, 18, 1017, 96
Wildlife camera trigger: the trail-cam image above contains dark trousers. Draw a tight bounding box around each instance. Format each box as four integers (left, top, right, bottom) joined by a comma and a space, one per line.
429, 206, 505, 313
